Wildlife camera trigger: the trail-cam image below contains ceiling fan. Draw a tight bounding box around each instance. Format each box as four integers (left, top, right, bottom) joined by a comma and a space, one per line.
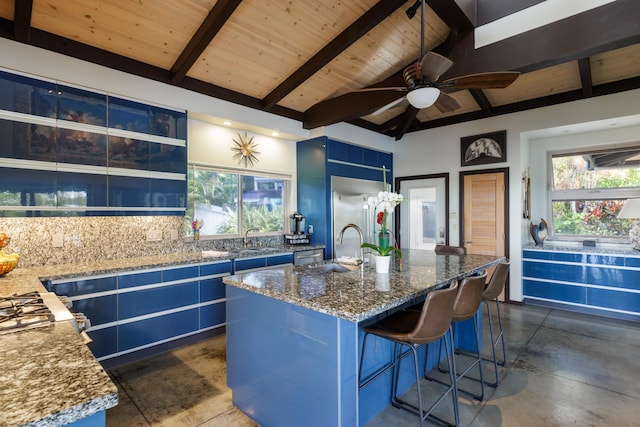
303, 0, 520, 130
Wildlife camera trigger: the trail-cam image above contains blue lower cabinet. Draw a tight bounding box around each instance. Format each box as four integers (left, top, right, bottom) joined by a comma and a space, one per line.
266, 253, 293, 266
523, 279, 586, 304
118, 281, 198, 319
73, 294, 117, 326
234, 256, 266, 272
200, 260, 232, 276
588, 287, 640, 312
118, 308, 199, 351
200, 302, 226, 329
87, 326, 118, 359
200, 277, 226, 302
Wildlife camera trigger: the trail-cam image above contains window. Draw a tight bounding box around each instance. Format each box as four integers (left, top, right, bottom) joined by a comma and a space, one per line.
186, 165, 288, 237
548, 146, 640, 241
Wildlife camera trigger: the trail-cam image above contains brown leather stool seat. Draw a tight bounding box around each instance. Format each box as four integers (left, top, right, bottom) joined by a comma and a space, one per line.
430, 271, 488, 401
482, 261, 510, 387
359, 280, 460, 427
435, 245, 467, 255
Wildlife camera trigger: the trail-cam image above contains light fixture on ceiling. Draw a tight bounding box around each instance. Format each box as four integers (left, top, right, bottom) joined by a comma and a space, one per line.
271, 131, 279, 137
617, 198, 640, 250
223, 121, 232, 126
406, 87, 440, 109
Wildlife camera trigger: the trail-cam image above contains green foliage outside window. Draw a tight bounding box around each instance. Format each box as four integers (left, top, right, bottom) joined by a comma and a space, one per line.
551, 154, 640, 238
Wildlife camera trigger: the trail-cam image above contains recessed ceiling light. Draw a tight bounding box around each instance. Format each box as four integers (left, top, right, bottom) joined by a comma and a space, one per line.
223, 121, 231, 126
271, 131, 279, 137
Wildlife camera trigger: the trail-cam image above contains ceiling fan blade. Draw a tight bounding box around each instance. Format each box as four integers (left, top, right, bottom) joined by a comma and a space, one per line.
304, 90, 408, 129
370, 97, 409, 116
420, 51, 454, 82
433, 92, 461, 113
440, 71, 520, 89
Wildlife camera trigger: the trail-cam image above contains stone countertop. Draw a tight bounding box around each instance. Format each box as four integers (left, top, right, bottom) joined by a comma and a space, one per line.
523, 242, 640, 256
0, 244, 321, 427
223, 249, 504, 322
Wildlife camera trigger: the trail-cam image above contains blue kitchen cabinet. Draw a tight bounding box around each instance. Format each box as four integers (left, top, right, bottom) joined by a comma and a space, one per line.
46, 259, 231, 364
522, 248, 640, 321
266, 253, 294, 266
0, 68, 187, 216
297, 137, 393, 259
47, 274, 119, 358
233, 252, 293, 273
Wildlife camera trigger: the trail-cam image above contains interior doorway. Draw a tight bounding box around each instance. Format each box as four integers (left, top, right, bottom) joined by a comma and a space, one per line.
461, 168, 510, 300
395, 173, 449, 250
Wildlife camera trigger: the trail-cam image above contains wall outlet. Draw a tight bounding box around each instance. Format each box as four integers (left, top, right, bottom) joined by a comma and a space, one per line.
147, 230, 162, 242
170, 229, 179, 241
52, 233, 64, 248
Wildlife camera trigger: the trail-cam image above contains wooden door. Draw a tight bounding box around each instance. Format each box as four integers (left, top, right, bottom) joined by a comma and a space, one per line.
462, 171, 508, 298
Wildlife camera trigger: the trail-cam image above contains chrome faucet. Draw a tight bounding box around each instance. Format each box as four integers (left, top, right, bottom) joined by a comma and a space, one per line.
337, 223, 364, 275
243, 227, 259, 248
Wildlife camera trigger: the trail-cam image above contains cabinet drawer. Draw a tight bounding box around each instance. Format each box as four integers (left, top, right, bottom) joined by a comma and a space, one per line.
87, 326, 118, 359
267, 253, 293, 266
118, 281, 198, 319
200, 302, 226, 329
50, 275, 117, 297
234, 257, 267, 272
118, 308, 198, 351
523, 279, 586, 304
200, 260, 232, 276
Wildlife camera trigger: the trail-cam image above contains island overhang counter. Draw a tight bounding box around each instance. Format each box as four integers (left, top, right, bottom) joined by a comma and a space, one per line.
223, 249, 504, 427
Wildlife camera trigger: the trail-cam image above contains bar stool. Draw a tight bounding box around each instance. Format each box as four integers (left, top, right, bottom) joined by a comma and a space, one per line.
430, 272, 488, 401
435, 245, 467, 255
359, 280, 460, 427
482, 261, 510, 387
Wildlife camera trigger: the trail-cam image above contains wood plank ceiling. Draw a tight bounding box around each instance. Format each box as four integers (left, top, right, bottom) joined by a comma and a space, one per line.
0, 0, 639, 141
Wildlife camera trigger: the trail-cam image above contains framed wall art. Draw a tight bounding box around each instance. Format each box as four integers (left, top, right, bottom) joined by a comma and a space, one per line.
460, 130, 507, 167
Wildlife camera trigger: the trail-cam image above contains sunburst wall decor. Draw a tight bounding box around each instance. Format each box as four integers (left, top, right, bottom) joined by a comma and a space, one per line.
231, 132, 260, 167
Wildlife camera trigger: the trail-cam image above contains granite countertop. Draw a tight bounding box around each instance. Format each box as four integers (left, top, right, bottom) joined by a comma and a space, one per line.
523, 242, 640, 256
223, 249, 504, 322
0, 244, 321, 427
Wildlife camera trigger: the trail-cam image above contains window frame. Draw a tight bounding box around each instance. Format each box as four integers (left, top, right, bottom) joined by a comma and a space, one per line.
546, 146, 640, 242
187, 163, 291, 239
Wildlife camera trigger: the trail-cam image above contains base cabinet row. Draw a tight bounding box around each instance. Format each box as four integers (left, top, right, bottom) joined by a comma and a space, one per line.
522, 249, 640, 321
45, 253, 293, 363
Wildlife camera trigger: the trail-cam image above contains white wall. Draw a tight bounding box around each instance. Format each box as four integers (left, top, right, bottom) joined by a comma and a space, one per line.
396, 89, 640, 301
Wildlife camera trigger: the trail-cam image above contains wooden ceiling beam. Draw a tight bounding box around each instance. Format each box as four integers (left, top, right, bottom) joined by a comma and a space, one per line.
578, 57, 593, 98
443, 0, 640, 78
170, 0, 242, 84
394, 106, 420, 140
13, 0, 33, 42
469, 88, 492, 113
426, 0, 475, 34
262, 0, 409, 111
415, 74, 640, 131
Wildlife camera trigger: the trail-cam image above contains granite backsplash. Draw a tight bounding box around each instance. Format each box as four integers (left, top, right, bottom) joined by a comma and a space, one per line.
0, 216, 286, 267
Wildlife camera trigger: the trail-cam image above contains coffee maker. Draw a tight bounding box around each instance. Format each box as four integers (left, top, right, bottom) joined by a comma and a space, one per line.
289, 212, 306, 234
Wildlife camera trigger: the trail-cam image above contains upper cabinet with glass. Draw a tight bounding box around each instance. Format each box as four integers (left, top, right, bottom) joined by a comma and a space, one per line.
0, 69, 187, 215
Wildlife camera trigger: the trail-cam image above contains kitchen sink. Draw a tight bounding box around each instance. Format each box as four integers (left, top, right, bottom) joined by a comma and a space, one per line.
201, 250, 230, 257
306, 262, 359, 273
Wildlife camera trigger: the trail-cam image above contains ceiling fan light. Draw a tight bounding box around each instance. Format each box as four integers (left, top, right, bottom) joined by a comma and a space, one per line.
406, 87, 440, 108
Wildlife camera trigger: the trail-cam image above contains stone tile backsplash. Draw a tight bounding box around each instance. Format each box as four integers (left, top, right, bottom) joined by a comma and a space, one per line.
0, 216, 284, 267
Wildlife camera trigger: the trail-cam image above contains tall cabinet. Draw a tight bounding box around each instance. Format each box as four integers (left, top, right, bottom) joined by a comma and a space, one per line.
297, 137, 392, 259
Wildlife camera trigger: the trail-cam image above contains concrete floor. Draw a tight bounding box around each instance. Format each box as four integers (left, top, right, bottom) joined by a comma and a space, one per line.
106, 303, 640, 426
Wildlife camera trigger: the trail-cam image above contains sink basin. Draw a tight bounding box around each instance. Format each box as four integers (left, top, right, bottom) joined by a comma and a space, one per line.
201, 250, 230, 257
307, 262, 359, 273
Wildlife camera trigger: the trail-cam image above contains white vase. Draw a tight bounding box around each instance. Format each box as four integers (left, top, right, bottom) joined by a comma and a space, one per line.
374, 255, 391, 274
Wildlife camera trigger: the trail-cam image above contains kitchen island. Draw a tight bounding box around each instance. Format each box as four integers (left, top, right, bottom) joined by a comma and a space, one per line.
223, 249, 504, 427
